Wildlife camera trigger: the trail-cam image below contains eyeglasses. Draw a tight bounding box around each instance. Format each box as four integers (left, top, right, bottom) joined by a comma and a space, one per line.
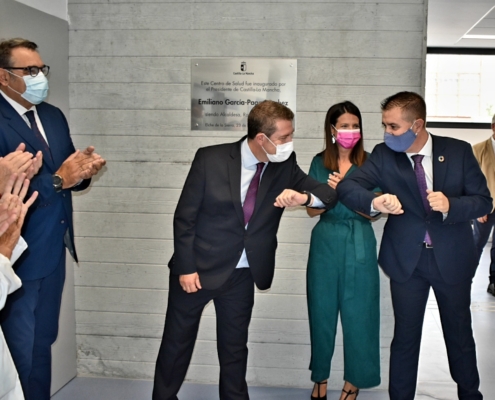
4, 65, 50, 77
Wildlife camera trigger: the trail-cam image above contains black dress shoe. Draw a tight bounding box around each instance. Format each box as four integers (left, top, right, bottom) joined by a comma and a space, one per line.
488, 282, 495, 296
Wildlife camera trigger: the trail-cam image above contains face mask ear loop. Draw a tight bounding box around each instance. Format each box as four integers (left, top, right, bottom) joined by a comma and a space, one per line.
259, 134, 270, 157
263, 134, 278, 152
330, 125, 337, 144
411, 120, 419, 135
2, 69, 24, 97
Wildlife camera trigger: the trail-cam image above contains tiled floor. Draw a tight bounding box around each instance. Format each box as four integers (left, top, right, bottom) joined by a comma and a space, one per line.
52, 250, 495, 399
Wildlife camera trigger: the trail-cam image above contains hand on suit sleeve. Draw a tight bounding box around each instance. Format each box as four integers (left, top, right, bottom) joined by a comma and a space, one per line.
56, 146, 106, 189
327, 172, 343, 190
179, 272, 202, 293
372, 193, 404, 215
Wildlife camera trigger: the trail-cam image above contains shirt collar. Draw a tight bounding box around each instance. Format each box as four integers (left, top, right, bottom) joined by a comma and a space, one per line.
241, 138, 265, 168
0, 90, 36, 117
407, 132, 432, 158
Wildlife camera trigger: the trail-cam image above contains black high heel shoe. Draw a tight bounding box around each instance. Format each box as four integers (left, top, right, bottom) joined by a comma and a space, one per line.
341, 387, 359, 399
310, 380, 327, 399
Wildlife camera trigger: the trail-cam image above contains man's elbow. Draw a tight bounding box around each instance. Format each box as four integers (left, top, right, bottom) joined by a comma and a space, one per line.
323, 188, 338, 210
483, 196, 494, 215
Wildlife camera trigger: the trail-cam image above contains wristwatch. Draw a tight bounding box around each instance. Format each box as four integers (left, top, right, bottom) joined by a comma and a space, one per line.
52, 174, 63, 193
302, 191, 312, 207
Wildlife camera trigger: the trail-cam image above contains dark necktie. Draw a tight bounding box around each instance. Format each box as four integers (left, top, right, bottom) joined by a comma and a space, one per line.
25, 110, 52, 161
243, 162, 264, 226
411, 154, 432, 245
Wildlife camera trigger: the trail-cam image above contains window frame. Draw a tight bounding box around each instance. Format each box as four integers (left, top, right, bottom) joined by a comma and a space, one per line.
426, 47, 495, 130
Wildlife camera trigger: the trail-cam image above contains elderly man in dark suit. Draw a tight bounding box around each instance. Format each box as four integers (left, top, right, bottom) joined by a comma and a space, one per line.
337, 91, 491, 400
0, 38, 105, 400
153, 100, 338, 400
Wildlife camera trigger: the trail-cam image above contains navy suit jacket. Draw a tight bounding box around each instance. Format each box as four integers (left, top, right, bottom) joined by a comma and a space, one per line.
337, 135, 492, 284
0, 94, 90, 281
170, 137, 338, 290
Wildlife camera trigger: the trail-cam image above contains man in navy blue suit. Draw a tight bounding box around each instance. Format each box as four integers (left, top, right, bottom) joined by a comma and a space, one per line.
0, 38, 105, 400
338, 92, 491, 400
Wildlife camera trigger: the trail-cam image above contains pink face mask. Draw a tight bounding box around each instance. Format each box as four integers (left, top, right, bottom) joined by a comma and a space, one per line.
334, 129, 361, 149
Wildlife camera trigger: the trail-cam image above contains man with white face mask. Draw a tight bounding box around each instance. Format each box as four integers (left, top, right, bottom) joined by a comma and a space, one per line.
338, 91, 490, 400
0, 38, 106, 400
153, 100, 338, 400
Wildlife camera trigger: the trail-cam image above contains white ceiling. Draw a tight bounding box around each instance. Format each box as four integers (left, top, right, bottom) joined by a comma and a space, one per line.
428, 0, 495, 48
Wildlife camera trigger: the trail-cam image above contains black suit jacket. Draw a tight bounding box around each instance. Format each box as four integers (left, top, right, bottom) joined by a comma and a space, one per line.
337, 135, 492, 284
170, 137, 338, 290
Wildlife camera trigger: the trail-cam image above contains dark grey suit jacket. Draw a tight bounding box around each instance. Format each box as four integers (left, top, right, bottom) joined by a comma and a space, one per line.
170, 137, 338, 290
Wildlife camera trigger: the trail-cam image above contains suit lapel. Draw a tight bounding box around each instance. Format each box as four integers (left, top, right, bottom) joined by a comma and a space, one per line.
431, 134, 447, 192
250, 161, 275, 222
228, 141, 245, 227
483, 138, 495, 171
0, 96, 56, 170
396, 151, 425, 212
37, 108, 57, 170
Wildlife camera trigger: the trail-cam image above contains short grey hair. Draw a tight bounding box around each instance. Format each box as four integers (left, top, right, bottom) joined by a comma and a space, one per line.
492, 114, 495, 124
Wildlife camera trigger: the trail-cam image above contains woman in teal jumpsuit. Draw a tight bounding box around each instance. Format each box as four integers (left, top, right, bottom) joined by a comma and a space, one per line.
307, 101, 380, 400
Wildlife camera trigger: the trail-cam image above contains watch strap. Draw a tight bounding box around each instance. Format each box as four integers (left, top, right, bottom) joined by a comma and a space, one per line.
302, 191, 312, 207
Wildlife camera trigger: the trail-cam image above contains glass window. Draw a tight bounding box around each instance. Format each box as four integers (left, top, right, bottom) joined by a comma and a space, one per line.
425, 54, 495, 123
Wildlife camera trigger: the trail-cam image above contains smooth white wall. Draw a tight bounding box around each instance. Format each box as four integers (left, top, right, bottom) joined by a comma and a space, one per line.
15, 0, 68, 21
68, 0, 428, 389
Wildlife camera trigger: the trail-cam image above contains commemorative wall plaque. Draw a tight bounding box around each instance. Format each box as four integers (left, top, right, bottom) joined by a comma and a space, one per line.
191, 58, 297, 131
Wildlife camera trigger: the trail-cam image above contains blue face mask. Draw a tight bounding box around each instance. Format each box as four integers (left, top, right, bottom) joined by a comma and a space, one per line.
384, 121, 417, 152
5, 70, 49, 105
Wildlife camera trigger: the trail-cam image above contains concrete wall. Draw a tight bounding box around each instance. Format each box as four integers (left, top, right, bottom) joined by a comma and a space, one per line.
68, 0, 427, 389
0, 0, 76, 394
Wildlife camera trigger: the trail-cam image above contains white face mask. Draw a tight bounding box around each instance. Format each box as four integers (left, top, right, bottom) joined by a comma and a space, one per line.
262, 134, 294, 163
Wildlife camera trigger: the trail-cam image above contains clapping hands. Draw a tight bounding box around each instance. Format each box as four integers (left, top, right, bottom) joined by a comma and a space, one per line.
0, 173, 38, 259
55, 146, 106, 189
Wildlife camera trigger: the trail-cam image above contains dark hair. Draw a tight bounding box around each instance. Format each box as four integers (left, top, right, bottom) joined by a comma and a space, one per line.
381, 91, 426, 122
323, 101, 367, 171
0, 38, 38, 69
247, 100, 294, 140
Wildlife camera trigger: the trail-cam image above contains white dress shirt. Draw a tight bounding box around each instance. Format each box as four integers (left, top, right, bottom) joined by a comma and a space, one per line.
236, 139, 323, 268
